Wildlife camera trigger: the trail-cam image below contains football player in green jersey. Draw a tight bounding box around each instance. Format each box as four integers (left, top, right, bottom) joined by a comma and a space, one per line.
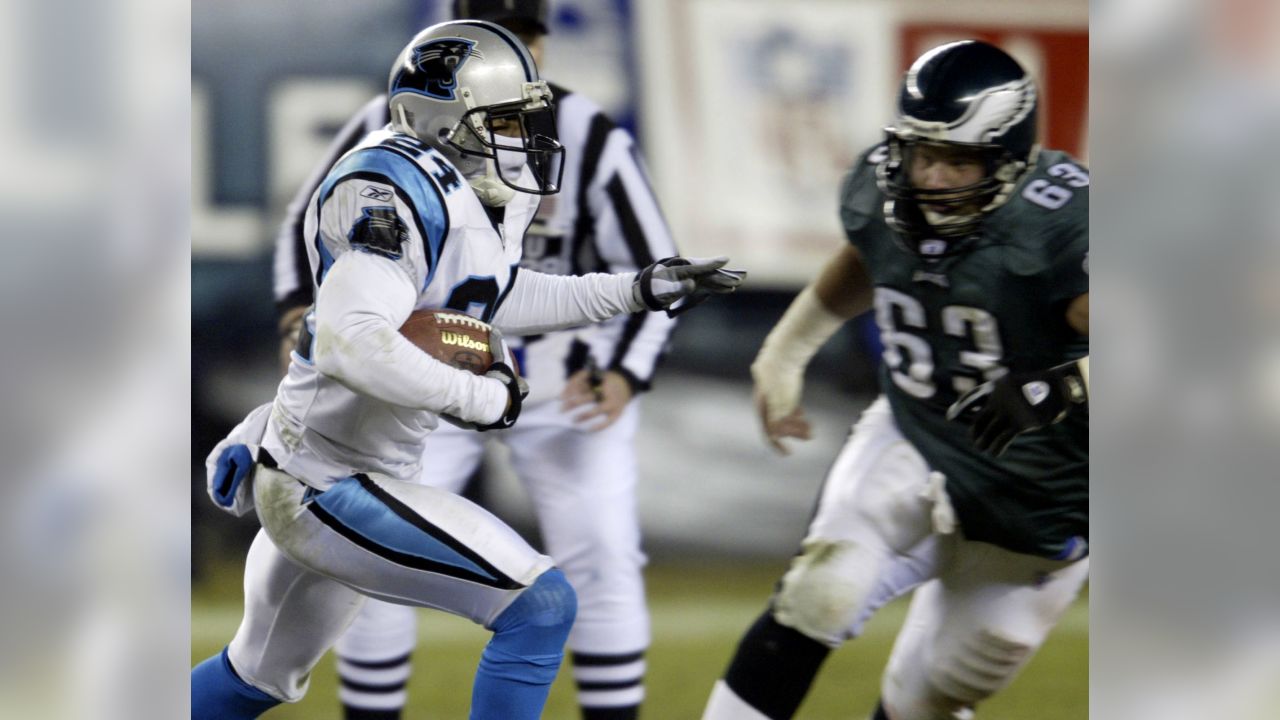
702, 41, 1089, 720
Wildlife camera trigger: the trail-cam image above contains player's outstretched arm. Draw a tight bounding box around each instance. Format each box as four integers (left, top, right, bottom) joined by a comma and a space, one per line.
492, 257, 746, 335
753, 245, 872, 454
946, 293, 1090, 455
491, 268, 644, 335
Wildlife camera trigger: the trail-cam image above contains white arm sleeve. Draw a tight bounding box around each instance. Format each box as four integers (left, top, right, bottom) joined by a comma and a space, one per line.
751, 285, 848, 421
313, 251, 508, 424
491, 268, 644, 336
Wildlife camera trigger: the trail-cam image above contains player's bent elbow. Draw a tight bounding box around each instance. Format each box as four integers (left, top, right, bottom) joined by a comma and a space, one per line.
310, 325, 342, 377
310, 319, 373, 385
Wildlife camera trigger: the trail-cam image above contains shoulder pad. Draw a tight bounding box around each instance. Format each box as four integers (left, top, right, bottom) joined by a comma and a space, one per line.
986, 150, 1088, 266
1013, 150, 1090, 214
839, 143, 889, 233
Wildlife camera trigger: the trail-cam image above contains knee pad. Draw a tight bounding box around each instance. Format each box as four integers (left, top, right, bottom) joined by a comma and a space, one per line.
484, 568, 578, 684
927, 628, 1032, 703
772, 540, 879, 647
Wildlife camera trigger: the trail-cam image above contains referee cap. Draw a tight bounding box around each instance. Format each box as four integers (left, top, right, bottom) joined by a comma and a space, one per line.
452, 0, 549, 35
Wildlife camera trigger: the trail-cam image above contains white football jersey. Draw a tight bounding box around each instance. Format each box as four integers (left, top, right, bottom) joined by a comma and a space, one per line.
264, 128, 539, 489
275, 89, 679, 409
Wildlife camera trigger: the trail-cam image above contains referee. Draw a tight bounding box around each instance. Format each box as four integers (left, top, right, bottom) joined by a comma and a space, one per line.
273, 3, 677, 719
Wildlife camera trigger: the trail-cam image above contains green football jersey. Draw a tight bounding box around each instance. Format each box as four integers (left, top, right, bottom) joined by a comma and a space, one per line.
839, 144, 1089, 559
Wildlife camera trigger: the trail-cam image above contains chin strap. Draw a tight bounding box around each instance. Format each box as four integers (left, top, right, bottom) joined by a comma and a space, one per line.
470, 153, 521, 207
395, 105, 416, 139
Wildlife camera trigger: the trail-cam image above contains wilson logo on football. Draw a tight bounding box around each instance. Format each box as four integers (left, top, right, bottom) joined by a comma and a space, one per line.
441, 331, 488, 352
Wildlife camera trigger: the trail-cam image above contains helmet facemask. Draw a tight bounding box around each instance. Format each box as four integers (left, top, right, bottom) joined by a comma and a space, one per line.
877, 131, 1033, 244
440, 81, 564, 205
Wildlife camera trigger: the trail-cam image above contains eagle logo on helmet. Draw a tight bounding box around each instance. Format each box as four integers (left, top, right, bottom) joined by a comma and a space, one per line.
392, 38, 484, 101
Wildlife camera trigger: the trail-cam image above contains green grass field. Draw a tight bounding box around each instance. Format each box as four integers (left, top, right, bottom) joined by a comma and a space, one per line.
193, 561, 1087, 719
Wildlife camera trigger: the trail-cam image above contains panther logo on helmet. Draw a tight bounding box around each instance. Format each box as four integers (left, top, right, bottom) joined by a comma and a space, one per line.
394, 38, 484, 101
387, 20, 565, 202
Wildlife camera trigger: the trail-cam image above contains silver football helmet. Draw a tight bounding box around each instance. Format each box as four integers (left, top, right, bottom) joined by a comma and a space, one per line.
388, 20, 563, 205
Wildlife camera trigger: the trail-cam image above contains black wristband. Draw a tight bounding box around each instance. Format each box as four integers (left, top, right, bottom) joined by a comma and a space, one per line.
636, 263, 663, 311
636, 257, 689, 311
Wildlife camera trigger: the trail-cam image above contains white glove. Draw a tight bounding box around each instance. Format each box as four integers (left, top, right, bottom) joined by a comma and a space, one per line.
632, 256, 747, 316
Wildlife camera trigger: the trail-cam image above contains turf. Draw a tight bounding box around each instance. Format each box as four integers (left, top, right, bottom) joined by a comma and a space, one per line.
192, 560, 1086, 719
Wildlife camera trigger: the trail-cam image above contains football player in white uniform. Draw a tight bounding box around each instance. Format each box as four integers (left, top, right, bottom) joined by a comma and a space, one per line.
190, 20, 743, 720
272, 3, 682, 717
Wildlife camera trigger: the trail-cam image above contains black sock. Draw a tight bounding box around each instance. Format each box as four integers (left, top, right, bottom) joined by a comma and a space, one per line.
581, 706, 639, 720
871, 699, 890, 720
574, 650, 644, 720
722, 611, 831, 720
343, 708, 401, 720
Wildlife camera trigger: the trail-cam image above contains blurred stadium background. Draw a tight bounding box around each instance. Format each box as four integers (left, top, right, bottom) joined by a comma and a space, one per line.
192, 1, 1087, 716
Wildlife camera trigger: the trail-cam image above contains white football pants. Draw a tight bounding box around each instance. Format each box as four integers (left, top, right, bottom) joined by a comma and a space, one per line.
335, 399, 650, 680
713, 397, 1088, 720
226, 463, 554, 702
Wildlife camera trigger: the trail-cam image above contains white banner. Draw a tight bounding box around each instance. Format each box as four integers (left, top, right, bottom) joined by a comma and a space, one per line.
641, 0, 896, 287
639, 0, 1087, 288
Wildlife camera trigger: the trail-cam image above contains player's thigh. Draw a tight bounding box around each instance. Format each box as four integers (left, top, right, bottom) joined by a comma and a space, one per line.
254, 466, 553, 628
773, 397, 938, 646
884, 542, 1089, 708
806, 397, 936, 550
229, 528, 367, 702
417, 421, 486, 493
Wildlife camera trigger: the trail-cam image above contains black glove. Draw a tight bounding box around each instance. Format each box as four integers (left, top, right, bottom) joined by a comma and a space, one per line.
633, 256, 747, 317
946, 360, 1088, 456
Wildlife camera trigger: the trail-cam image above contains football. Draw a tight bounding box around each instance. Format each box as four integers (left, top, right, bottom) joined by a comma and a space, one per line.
400, 309, 494, 374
